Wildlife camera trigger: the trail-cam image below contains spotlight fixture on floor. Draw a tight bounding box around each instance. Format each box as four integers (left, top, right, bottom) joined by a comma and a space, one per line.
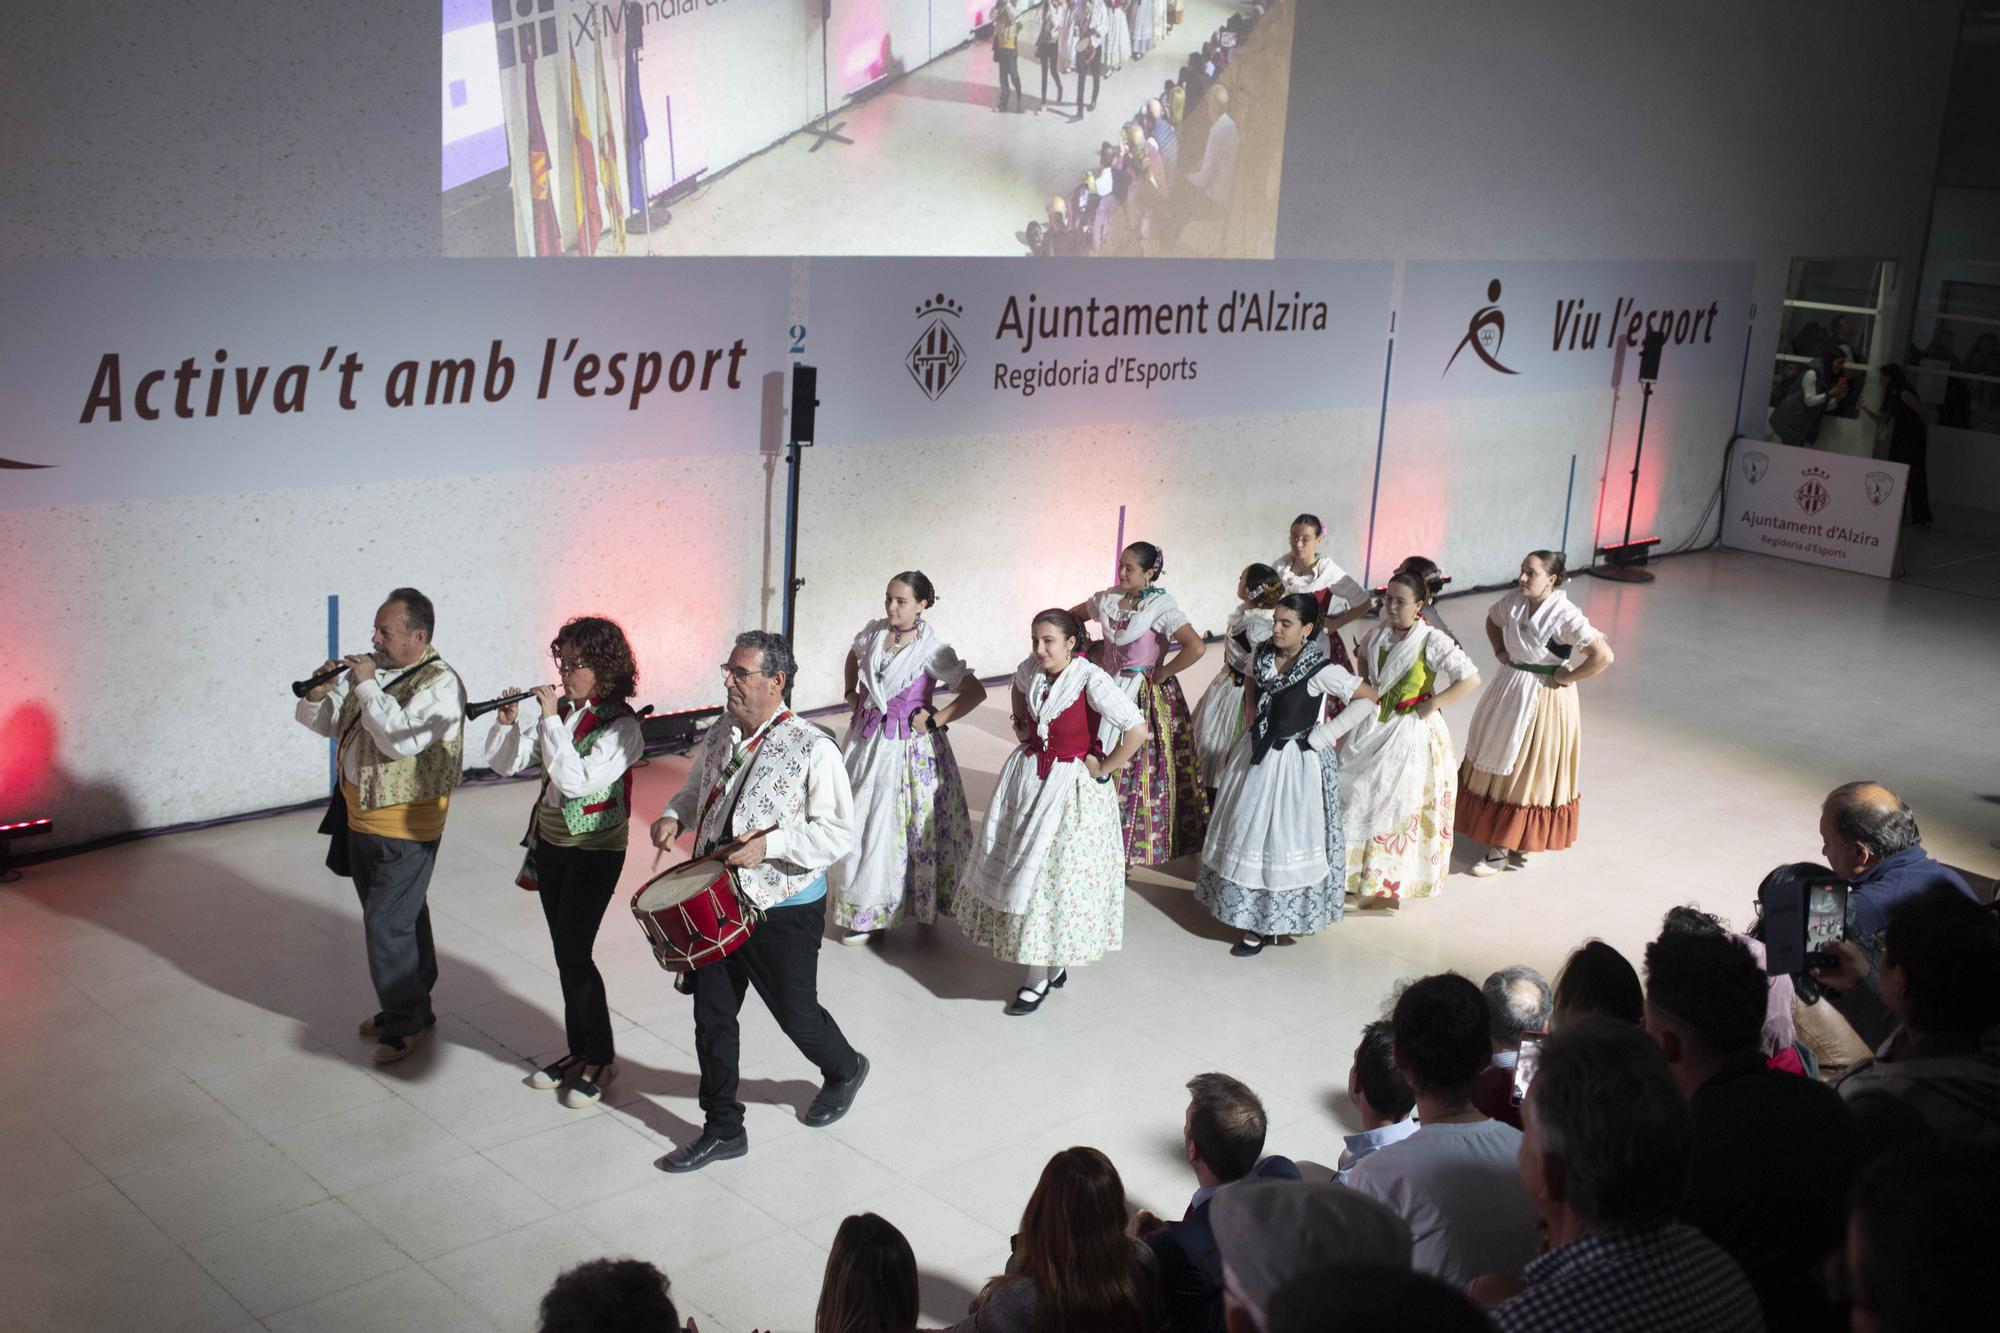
1594, 329, 1667, 584
0, 816, 53, 882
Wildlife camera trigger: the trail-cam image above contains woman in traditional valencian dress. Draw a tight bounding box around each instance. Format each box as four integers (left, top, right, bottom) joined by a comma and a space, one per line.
1070, 541, 1208, 864
830, 571, 987, 943
1455, 550, 1615, 876
1189, 562, 1281, 792
1132, 0, 1156, 59
485, 616, 645, 1107
1197, 595, 1377, 957
1272, 513, 1372, 671
1341, 568, 1482, 905
958, 610, 1148, 1016
1104, 0, 1131, 72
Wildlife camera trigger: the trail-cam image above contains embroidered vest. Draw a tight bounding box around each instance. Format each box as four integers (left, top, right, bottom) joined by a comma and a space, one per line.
555, 702, 635, 835
337, 652, 464, 811
692, 714, 831, 911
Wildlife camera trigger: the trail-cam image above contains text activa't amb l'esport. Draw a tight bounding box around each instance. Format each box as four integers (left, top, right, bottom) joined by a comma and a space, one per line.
76, 337, 750, 423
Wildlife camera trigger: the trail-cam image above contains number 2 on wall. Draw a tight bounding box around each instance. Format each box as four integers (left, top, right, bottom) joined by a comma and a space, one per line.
789, 324, 807, 355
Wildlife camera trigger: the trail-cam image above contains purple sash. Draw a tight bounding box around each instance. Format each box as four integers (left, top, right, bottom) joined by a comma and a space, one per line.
855, 674, 935, 740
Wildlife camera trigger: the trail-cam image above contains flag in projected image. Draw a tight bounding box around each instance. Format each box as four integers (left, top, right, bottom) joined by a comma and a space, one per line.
522, 45, 562, 257
622, 29, 649, 227
593, 36, 625, 254
568, 50, 602, 257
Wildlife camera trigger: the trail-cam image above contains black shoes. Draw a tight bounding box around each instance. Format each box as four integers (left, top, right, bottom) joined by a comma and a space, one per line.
1230, 934, 1271, 957
804, 1054, 871, 1127
1006, 969, 1068, 1015
656, 1131, 749, 1174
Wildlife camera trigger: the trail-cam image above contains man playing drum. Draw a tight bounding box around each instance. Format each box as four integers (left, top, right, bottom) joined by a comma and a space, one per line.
649, 631, 870, 1172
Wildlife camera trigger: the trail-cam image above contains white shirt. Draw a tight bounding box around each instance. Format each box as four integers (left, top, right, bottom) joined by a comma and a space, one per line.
660, 713, 855, 873
1346, 1118, 1542, 1287
1336, 1117, 1421, 1184
483, 702, 644, 804
295, 657, 465, 786
1188, 112, 1239, 204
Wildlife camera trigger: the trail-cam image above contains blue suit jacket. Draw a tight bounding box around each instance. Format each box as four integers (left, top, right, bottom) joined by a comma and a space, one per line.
1147, 1155, 1301, 1333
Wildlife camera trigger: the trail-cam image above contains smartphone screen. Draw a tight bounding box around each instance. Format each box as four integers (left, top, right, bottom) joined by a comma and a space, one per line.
1805, 880, 1849, 959
1511, 1031, 1545, 1106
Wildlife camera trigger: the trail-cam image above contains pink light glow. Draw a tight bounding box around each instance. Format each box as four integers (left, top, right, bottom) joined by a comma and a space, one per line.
841, 35, 892, 87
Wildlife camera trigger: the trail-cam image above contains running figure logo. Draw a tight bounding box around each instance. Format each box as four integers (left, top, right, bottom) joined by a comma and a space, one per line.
1444, 278, 1519, 376
1864, 471, 1894, 506
907, 293, 965, 401
1741, 451, 1769, 484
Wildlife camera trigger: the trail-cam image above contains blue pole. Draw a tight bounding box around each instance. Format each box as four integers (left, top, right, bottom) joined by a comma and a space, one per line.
1114, 504, 1126, 583
325, 594, 339, 794
1560, 453, 1578, 556
1362, 312, 1396, 588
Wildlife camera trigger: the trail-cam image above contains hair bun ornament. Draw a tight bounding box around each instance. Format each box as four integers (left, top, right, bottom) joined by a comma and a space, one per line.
1152, 546, 1166, 575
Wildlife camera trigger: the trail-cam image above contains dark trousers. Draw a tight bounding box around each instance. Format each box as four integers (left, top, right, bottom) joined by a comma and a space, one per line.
1037, 43, 1063, 103
997, 48, 1022, 108
1892, 435, 1933, 524
1077, 53, 1102, 111
690, 892, 859, 1137
533, 837, 624, 1065
346, 830, 441, 1037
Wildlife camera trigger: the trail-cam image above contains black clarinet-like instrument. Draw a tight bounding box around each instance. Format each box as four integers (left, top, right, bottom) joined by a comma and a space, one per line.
464, 690, 536, 720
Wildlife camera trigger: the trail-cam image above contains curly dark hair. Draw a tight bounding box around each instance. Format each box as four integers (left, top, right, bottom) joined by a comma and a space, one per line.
537, 1257, 678, 1333
550, 616, 639, 704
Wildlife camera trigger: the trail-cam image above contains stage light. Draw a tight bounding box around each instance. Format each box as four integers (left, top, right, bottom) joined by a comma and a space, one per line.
641, 705, 720, 753
0, 816, 53, 881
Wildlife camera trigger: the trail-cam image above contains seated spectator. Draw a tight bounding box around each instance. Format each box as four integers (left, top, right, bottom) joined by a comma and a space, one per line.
815, 1212, 917, 1333
1209, 1180, 1410, 1333
1473, 965, 1551, 1128
1658, 904, 1812, 1075
1817, 782, 1975, 971
1184, 86, 1238, 214
1477, 1017, 1764, 1332
1644, 930, 1864, 1332
1164, 77, 1186, 125
1336, 1019, 1417, 1183
1135, 1072, 1293, 1333
1264, 1261, 1493, 1333
1551, 939, 1644, 1028
1824, 884, 2000, 1144
949, 1146, 1158, 1333
1843, 1138, 2000, 1333
1346, 973, 1540, 1287
539, 1258, 686, 1333
1145, 98, 1178, 176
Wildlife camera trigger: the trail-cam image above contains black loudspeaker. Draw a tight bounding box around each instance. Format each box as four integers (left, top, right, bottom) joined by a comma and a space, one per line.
627, 2, 643, 48
1638, 328, 1666, 382
791, 364, 819, 443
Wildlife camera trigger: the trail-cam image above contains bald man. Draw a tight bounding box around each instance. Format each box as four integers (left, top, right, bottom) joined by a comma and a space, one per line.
1819, 782, 1973, 947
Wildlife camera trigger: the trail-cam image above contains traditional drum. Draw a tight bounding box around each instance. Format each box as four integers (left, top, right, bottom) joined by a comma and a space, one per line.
631, 859, 755, 972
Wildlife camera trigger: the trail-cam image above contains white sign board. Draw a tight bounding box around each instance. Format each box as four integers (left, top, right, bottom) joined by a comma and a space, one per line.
803, 258, 1395, 445
1722, 437, 1905, 578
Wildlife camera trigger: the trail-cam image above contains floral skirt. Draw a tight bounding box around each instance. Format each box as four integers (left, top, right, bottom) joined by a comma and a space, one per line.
831, 730, 973, 932
1343, 712, 1457, 901
1114, 674, 1209, 865
956, 774, 1126, 967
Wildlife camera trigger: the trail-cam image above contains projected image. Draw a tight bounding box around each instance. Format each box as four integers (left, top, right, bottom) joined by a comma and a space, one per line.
440, 0, 1296, 259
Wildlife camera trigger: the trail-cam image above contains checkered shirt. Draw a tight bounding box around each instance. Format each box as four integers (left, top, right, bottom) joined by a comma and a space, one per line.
1491, 1223, 1766, 1333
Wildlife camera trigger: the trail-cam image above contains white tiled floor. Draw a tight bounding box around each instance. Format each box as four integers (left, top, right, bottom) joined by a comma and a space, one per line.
2, 548, 1995, 1332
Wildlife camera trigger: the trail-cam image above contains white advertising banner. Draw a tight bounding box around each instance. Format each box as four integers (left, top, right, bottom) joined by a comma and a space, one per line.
1721, 437, 1906, 578
0, 259, 790, 509
801, 258, 1396, 445
1395, 260, 1756, 402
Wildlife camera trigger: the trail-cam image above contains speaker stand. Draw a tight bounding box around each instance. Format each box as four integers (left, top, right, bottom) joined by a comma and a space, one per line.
1592, 378, 1657, 583
805, 2, 852, 152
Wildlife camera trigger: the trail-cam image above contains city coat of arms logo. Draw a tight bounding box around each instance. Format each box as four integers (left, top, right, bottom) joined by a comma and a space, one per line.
1795, 466, 1832, 515
907, 293, 965, 401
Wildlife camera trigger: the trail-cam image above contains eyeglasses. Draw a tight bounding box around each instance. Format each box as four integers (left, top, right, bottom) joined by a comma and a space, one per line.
718, 663, 766, 684
551, 654, 588, 674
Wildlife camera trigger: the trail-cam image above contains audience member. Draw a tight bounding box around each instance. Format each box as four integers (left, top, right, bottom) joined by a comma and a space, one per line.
1551, 939, 1644, 1028
949, 1146, 1158, 1333
1209, 1180, 1411, 1333
1184, 86, 1238, 216
1136, 1073, 1291, 1333
1770, 346, 1849, 447
1472, 965, 1550, 1127
1823, 884, 2000, 1143
1658, 905, 1812, 1074
1816, 782, 1974, 958
1478, 1017, 1764, 1332
816, 1212, 917, 1333
1346, 973, 1540, 1287
1842, 1138, 2000, 1333
539, 1258, 686, 1333
1264, 1261, 1493, 1333
1336, 1019, 1417, 1183
1145, 98, 1178, 175
1644, 930, 1863, 1331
